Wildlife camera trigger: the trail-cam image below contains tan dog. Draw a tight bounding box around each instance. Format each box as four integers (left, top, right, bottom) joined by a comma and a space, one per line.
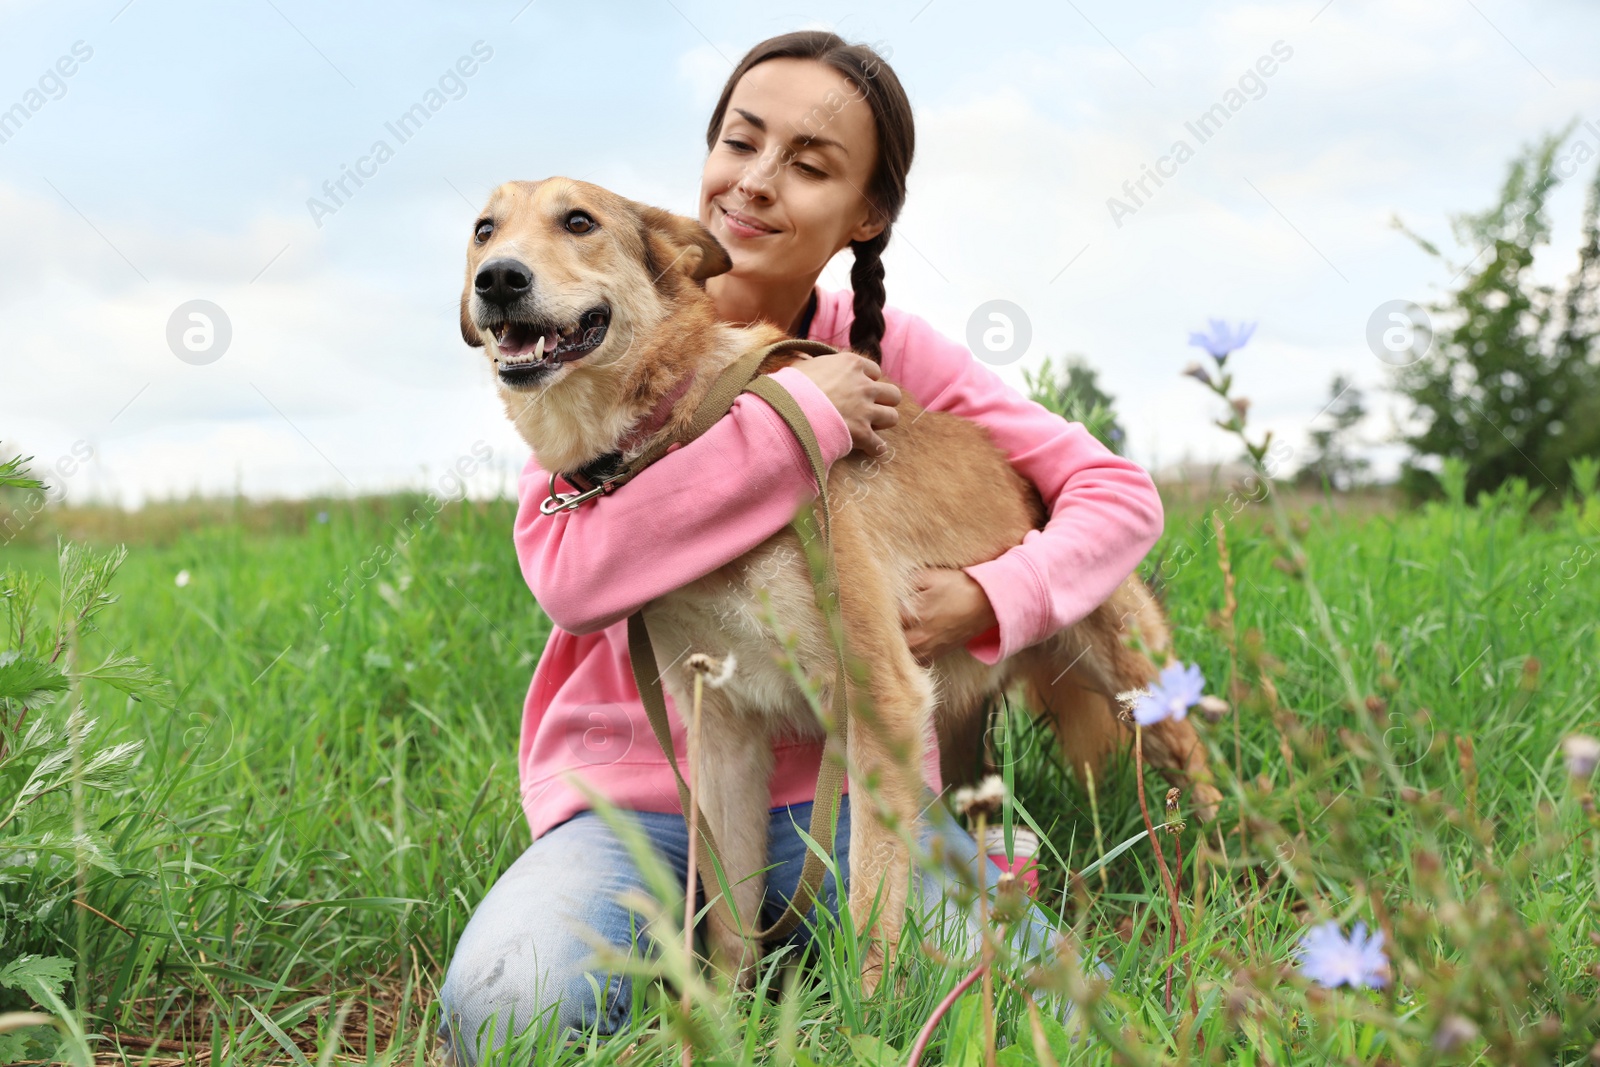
460, 177, 1216, 992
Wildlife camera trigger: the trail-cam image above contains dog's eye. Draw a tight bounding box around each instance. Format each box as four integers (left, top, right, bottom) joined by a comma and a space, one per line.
474, 218, 494, 243
565, 211, 596, 234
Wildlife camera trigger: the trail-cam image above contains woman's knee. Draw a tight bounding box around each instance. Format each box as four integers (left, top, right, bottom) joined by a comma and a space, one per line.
437, 948, 632, 1065
434, 814, 650, 1063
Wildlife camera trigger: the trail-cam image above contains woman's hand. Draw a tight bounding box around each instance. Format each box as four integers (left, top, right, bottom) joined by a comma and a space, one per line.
791, 352, 901, 456
899, 567, 999, 666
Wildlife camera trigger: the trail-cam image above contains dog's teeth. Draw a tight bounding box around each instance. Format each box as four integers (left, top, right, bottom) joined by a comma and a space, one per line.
533, 335, 545, 360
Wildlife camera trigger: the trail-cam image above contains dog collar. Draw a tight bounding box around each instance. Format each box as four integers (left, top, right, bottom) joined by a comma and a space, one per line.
540, 337, 838, 516
551, 369, 700, 498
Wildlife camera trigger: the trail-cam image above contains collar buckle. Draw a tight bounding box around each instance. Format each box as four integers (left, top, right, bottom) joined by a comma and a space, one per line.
540, 471, 620, 514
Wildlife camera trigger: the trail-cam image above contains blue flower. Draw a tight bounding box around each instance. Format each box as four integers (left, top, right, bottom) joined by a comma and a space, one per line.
1132, 662, 1206, 726
1187, 319, 1257, 360
1296, 921, 1390, 989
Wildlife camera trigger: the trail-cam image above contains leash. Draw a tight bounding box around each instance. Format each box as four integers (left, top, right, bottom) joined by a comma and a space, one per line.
546, 336, 853, 944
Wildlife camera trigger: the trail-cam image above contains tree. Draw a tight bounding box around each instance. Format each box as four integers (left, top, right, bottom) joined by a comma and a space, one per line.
1296, 374, 1370, 491
1022, 355, 1127, 454
1394, 128, 1600, 500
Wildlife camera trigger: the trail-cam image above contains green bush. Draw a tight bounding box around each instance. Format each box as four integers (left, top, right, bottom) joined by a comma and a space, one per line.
1395, 127, 1600, 499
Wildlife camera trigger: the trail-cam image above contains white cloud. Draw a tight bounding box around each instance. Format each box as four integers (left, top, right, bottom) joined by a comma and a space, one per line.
4, 0, 1598, 505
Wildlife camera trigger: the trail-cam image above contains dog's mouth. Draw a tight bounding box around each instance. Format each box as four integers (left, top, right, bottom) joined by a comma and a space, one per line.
488, 305, 612, 385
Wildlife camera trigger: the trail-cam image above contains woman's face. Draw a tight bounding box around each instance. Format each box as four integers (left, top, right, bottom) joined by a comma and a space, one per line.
699, 57, 884, 285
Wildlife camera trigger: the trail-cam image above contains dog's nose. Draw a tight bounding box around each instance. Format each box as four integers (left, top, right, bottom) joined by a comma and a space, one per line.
474, 258, 533, 307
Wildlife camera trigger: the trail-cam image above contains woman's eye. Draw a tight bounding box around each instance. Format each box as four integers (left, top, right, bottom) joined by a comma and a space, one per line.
796, 162, 826, 178
474, 219, 493, 242
721, 138, 754, 153
565, 211, 595, 234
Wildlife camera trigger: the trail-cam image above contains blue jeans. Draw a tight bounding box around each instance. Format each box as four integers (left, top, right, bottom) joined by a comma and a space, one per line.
436, 793, 1067, 1065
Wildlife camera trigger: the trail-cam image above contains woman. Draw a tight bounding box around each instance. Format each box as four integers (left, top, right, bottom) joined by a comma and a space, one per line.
437, 31, 1164, 1064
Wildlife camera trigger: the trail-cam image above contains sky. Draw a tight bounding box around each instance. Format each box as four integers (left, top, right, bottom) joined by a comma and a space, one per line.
2, 0, 1598, 506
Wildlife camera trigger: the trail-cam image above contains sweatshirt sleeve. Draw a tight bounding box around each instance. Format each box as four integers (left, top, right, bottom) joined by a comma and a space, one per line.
888, 314, 1166, 666
514, 364, 854, 635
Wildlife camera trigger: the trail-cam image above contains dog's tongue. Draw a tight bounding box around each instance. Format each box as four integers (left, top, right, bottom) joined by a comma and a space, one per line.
500, 328, 563, 360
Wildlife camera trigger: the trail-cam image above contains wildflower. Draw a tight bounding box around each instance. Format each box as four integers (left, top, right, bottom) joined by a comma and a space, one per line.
1131, 662, 1206, 726
1188, 319, 1257, 360
1230, 396, 1251, 419
1182, 361, 1213, 386
316, 510, 330, 524
953, 774, 1007, 819
174, 569, 191, 588
1295, 921, 1389, 989
1563, 734, 1600, 779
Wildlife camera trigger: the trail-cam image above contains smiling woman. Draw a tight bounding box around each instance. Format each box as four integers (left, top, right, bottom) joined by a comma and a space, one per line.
436, 30, 1177, 1066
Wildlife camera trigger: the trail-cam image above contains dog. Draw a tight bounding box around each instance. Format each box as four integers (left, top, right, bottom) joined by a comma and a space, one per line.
460, 177, 1217, 993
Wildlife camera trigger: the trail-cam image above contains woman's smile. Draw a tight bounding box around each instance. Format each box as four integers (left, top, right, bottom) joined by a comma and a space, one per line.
715, 201, 781, 240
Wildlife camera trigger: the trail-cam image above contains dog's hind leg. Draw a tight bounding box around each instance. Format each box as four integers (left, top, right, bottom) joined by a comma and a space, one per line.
1023, 606, 1221, 822
691, 696, 775, 988
1021, 663, 1121, 782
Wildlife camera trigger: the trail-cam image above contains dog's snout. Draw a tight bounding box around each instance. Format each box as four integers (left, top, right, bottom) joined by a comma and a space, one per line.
474, 258, 533, 307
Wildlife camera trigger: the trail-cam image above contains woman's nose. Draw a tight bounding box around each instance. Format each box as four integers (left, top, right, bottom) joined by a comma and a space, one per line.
733, 149, 780, 203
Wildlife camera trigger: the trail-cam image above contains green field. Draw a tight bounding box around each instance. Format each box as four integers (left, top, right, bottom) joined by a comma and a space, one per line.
3, 479, 1599, 1064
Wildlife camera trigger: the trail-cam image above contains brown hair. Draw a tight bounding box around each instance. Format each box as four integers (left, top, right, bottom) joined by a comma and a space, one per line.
704, 31, 914, 363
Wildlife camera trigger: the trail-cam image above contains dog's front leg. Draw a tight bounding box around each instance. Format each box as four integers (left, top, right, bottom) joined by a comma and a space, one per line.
692, 697, 775, 989
829, 550, 935, 996
841, 659, 930, 996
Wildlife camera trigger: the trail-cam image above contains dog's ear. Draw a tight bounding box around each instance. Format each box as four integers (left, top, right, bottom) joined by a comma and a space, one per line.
460, 288, 483, 348
637, 205, 732, 284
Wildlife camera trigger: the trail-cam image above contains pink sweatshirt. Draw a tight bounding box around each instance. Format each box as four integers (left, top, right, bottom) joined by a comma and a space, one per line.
512, 288, 1165, 841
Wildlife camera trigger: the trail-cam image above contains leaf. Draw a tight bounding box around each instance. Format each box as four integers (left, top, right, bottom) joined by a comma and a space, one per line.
998, 1045, 1039, 1067
1076, 824, 1179, 882
946, 996, 984, 1067
0, 451, 45, 493
0, 955, 73, 1004
77, 653, 173, 708
845, 1030, 902, 1066
1030, 1006, 1074, 1063
0, 1031, 39, 1065
244, 1001, 314, 1067
0, 652, 67, 705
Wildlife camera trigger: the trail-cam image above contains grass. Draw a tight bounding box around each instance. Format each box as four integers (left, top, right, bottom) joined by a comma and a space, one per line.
2, 475, 1599, 1064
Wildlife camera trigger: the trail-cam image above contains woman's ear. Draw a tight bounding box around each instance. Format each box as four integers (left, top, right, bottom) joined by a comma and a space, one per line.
637, 204, 733, 283
847, 208, 887, 245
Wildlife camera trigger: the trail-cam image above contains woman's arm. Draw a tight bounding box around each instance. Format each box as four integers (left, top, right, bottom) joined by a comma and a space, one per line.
514, 365, 854, 635
886, 313, 1165, 666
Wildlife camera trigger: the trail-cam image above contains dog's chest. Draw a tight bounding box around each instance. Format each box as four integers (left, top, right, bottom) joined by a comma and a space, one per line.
645, 540, 829, 739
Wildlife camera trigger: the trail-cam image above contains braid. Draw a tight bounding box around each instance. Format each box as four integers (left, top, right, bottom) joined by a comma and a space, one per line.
848, 229, 889, 364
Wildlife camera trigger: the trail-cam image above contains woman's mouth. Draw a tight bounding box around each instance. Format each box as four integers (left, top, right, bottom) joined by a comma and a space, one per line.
717, 202, 779, 240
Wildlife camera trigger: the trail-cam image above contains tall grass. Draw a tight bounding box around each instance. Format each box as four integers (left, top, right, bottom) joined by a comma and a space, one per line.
2, 469, 1598, 1062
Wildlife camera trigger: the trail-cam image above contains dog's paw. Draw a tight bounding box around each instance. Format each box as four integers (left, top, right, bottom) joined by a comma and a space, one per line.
859, 942, 887, 997
707, 920, 760, 991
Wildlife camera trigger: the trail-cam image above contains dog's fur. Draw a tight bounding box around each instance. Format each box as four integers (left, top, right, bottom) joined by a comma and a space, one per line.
461, 178, 1217, 992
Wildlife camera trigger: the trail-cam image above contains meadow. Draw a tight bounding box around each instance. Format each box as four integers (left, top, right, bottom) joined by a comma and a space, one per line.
3, 467, 1599, 1064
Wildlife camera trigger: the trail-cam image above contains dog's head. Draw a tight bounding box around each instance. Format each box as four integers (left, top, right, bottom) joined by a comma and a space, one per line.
460, 178, 733, 392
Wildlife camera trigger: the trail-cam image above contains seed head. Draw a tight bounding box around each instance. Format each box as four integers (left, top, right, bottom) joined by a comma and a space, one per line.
1197, 695, 1230, 723
953, 774, 1007, 819
1564, 734, 1600, 779
685, 651, 738, 689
